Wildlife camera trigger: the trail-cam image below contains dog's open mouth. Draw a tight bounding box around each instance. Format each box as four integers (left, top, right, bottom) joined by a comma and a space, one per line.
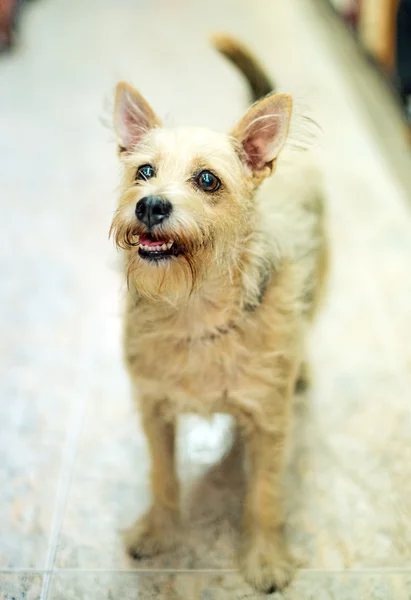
138, 233, 179, 261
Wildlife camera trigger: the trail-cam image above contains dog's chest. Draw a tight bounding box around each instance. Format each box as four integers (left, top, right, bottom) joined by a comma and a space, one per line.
126, 300, 251, 413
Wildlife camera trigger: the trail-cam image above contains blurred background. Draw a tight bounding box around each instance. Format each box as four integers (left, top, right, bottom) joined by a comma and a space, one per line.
1, 0, 411, 599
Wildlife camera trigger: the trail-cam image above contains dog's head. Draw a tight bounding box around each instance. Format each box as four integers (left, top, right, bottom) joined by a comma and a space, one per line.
110, 82, 292, 302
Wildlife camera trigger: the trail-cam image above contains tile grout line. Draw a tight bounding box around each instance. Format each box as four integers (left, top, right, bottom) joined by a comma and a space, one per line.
39, 395, 86, 600
6, 567, 411, 575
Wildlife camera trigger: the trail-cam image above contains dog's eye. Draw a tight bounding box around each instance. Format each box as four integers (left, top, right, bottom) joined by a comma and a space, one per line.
195, 170, 221, 193
135, 164, 155, 182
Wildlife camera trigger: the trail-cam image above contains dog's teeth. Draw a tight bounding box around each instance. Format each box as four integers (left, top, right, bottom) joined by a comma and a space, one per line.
139, 241, 174, 254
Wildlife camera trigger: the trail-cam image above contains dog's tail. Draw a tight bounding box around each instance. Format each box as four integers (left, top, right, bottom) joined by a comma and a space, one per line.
211, 33, 274, 102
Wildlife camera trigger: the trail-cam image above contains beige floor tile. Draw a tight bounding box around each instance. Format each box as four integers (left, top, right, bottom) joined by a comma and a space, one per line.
0, 430, 61, 569
54, 386, 150, 570
0, 573, 43, 600
46, 570, 411, 599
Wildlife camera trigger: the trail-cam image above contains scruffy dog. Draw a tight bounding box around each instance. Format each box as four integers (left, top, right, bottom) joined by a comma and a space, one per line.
110, 35, 327, 594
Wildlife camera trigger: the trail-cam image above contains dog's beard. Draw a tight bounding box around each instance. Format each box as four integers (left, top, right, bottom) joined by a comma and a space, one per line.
110, 215, 212, 303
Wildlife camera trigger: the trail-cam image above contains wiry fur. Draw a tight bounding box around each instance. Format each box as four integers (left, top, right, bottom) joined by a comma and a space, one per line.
111, 35, 328, 594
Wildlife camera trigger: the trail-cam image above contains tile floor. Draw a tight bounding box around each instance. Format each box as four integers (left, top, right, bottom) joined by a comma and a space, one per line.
1, 0, 411, 597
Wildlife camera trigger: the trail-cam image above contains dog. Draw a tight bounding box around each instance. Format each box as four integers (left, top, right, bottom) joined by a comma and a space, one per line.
110, 34, 327, 593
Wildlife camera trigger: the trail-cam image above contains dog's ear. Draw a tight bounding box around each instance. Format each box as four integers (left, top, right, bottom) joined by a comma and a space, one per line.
114, 82, 161, 154
232, 93, 292, 173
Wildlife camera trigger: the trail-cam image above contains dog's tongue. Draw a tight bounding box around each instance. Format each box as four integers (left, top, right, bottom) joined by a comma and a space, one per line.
139, 234, 166, 247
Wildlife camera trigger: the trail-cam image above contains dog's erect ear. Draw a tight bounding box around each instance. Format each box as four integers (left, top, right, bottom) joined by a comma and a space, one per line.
232, 93, 292, 173
114, 82, 161, 153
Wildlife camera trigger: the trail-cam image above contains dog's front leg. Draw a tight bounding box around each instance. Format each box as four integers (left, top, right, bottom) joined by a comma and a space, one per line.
125, 400, 180, 559
240, 385, 295, 594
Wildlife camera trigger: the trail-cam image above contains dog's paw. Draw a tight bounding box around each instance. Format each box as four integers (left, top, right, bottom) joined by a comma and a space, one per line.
241, 533, 294, 594
124, 506, 179, 560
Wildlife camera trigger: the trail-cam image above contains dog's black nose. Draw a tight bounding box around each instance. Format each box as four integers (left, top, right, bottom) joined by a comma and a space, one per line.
135, 196, 172, 229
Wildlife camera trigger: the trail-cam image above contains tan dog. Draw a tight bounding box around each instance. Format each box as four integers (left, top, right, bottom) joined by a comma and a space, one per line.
110, 35, 327, 593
